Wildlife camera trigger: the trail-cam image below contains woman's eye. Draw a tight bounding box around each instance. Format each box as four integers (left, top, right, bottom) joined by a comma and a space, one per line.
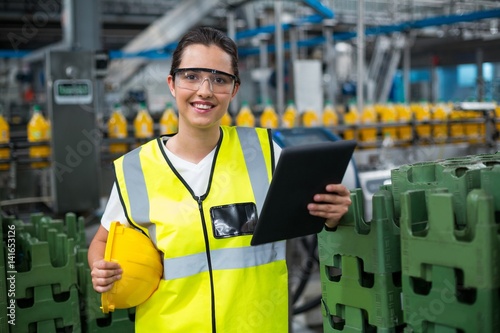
213, 76, 226, 84
185, 73, 199, 81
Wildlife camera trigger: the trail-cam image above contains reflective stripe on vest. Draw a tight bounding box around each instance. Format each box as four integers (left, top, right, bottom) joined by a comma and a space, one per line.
164, 241, 285, 280
235, 127, 269, 213
121, 145, 158, 244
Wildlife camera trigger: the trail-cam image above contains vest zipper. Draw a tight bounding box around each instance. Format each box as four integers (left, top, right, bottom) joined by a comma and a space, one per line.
197, 196, 217, 333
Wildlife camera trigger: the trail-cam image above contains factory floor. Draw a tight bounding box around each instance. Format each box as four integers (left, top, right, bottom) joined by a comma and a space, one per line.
293, 322, 322, 332
291, 272, 324, 333
292, 314, 323, 333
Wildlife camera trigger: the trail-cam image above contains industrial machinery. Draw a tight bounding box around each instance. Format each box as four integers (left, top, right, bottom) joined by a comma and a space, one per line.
0, 50, 101, 217
46, 50, 100, 214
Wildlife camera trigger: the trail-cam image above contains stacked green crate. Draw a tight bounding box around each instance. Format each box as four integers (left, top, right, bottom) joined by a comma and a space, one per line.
397, 157, 500, 332
77, 248, 135, 333
8, 214, 81, 333
318, 188, 405, 332
1, 212, 138, 332
319, 152, 500, 332
480, 161, 500, 215
400, 189, 500, 332
64, 213, 87, 251
392, 161, 481, 228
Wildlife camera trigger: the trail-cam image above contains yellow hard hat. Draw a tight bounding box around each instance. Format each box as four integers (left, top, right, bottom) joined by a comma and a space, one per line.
101, 221, 163, 313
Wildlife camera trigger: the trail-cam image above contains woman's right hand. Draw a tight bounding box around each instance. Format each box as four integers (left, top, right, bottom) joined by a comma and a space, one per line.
90, 259, 122, 293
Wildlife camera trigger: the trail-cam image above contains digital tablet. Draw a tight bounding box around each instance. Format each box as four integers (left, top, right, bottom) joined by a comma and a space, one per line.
250, 140, 357, 246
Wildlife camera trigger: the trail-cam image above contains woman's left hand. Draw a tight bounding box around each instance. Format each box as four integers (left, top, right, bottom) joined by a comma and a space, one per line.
307, 184, 352, 229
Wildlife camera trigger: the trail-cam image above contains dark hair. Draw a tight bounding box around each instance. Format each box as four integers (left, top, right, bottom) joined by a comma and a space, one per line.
170, 26, 240, 84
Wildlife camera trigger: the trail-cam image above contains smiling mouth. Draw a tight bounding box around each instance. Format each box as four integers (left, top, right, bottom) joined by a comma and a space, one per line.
192, 103, 214, 111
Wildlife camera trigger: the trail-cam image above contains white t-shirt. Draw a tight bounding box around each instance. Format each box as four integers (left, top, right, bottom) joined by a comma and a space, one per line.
101, 137, 282, 230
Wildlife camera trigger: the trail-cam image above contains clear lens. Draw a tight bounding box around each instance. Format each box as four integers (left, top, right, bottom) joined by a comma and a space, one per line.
174, 68, 235, 94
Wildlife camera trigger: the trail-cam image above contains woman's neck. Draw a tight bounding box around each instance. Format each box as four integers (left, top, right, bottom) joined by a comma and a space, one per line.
166, 126, 220, 164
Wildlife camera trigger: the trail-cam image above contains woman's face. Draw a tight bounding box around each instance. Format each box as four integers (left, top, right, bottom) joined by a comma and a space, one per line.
167, 44, 239, 131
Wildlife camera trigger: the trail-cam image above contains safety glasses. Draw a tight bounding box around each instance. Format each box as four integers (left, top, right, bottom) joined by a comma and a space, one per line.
173, 68, 237, 94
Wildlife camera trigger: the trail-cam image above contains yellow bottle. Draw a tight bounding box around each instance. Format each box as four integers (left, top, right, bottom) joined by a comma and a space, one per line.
133, 102, 154, 139
159, 102, 178, 135
412, 102, 431, 140
359, 105, 377, 147
395, 103, 413, 143
236, 101, 255, 127
432, 103, 448, 142
343, 104, 359, 140
380, 104, 398, 139
302, 108, 320, 127
0, 110, 10, 170
28, 105, 50, 168
373, 103, 385, 128
495, 105, 500, 138
221, 111, 232, 126
282, 100, 297, 128
260, 100, 279, 129
108, 103, 129, 154
449, 107, 465, 142
463, 110, 481, 143
322, 101, 338, 127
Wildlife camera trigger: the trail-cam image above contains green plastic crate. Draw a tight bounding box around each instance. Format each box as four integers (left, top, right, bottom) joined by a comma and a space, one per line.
318, 188, 401, 274
321, 255, 404, 332
322, 303, 402, 332
64, 213, 87, 249
400, 189, 500, 289
319, 189, 404, 331
391, 161, 485, 226
480, 164, 500, 213
402, 265, 499, 333
15, 230, 78, 298
11, 285, 81, 333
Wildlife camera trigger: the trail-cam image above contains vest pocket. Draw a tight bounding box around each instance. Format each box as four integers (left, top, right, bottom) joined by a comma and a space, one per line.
210, 202, 257, 238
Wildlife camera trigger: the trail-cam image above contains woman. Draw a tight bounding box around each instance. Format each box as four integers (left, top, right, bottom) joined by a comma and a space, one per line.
88, 26, 351, 332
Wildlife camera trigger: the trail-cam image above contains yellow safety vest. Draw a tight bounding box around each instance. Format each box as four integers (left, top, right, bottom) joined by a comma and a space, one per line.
114, 126, 289, 333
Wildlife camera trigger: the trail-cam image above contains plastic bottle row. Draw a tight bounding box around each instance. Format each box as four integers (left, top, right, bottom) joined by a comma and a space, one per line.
108, 100, 337, 133
343, 102, 500, 145
225, 100, 497, 146
0, 104, 51, 170
106, 100, 337, 154
107, 102, 178, 154
232, 100, 339, 129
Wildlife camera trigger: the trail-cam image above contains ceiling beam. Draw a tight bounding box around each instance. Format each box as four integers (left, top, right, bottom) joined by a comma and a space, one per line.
105, 0, 223, 85
301, 0, 334, 19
